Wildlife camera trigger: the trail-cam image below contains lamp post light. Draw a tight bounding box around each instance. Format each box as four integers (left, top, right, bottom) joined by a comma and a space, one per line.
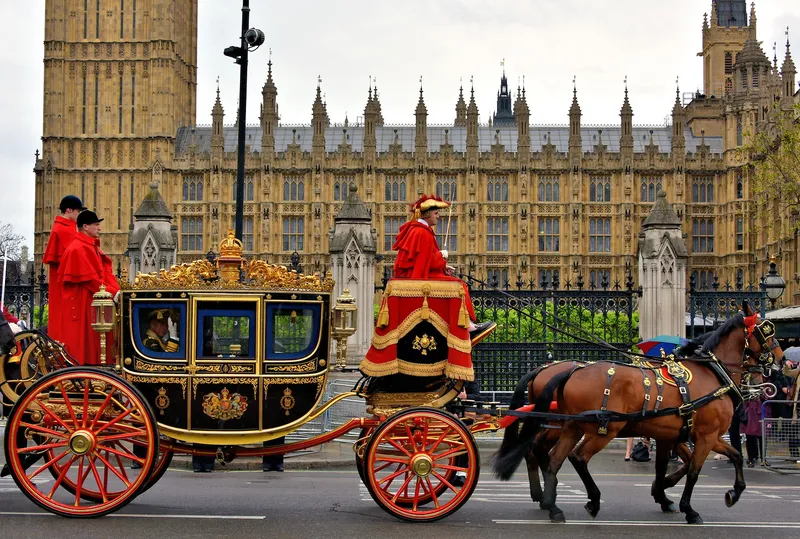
90, 284, 116, 365
761, 256, 786, 310
223, 0, 265, 241
331, 289, 358, 371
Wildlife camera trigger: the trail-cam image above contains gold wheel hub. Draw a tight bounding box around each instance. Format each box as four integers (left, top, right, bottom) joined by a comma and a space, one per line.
69, 430, 96, 455
410, 454, 434, 477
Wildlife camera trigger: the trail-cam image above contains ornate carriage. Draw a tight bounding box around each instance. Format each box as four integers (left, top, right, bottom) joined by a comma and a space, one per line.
1, 231, 499, 521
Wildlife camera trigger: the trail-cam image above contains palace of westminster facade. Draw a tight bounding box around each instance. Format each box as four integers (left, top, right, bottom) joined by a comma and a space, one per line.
32, 1, 800, 303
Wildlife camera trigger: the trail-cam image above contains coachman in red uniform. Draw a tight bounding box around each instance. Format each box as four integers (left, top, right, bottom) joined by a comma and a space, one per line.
58, 211, 120, 365
42, 195, 85, 340
361, 195, 495, 381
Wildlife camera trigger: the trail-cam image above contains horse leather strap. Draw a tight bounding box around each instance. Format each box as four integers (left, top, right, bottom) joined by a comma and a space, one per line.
638, 367, 651, 415
597, 366, 616, 435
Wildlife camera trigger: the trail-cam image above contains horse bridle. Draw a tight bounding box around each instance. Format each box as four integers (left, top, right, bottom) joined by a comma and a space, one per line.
740, 319, 779, 399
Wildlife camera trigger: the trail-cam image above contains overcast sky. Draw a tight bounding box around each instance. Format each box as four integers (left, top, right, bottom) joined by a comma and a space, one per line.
1, 0, 798, 250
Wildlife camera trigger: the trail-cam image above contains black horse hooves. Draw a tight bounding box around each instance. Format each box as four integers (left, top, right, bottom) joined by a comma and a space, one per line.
724, 490, 738, 508
686, 514, 704, 525
549, 510, 566, 523
584, 502, 600, 518
661, 502, 679, 513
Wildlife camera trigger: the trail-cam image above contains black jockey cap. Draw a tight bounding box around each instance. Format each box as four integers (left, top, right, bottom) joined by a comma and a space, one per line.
59, 195, 87, 212
77, 210, 104, 228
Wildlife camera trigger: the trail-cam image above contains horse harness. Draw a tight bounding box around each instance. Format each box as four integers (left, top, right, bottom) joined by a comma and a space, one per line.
506, 319, 777, 439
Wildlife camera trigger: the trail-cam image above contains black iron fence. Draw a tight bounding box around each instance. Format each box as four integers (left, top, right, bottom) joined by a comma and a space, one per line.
686, 274, 767, 339
2, 264, 48, 328
465, 272, 641, 399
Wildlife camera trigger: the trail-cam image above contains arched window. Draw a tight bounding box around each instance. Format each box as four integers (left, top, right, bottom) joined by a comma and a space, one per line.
487, 176, 508, 202
283, 176, 305, 201
385, 176, 406, 202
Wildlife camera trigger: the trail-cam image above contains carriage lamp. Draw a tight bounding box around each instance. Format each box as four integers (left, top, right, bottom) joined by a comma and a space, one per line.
331, 289, 358, 370
90, 284, 116, 365
762, 257, 785, 309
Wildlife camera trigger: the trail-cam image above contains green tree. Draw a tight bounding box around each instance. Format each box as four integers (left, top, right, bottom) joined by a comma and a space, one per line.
737, 104, 800, 231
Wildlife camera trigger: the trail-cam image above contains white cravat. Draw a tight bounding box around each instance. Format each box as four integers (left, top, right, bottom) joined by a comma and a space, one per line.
417, 218, 429, 227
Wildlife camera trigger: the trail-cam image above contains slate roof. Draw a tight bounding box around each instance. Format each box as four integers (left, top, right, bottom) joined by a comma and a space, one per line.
175, 125, 723, 156
133, 182, 172, 220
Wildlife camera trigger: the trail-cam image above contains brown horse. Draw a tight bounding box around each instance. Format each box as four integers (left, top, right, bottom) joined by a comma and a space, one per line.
503, 360, 692, 512
494, 304, 782, 524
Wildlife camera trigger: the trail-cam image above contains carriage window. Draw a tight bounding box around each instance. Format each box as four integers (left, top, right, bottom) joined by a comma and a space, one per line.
132, 303, 186, 359
266, 303, 321, 360
197, 308, 255, 359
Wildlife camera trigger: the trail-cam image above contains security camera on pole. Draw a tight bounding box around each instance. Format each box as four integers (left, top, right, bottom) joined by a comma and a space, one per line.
223, 0, 266, 241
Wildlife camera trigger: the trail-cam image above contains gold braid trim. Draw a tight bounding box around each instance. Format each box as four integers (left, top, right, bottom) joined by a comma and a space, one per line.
385, 280, 466, 299
370, 309, 471, 352
397, 359, 449, 377
445, 363, 475, 381
359, 358, 400, 377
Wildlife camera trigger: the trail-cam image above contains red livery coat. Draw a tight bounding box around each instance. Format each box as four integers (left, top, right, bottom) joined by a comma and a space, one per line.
58, 233, 120, 365
360, 220, 477, 381
42, 216, 78, 340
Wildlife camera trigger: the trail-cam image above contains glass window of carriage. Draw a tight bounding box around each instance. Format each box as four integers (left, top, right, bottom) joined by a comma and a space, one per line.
266, 303, 322, 360
132, 303, 187, 359
197, 307, 256, 359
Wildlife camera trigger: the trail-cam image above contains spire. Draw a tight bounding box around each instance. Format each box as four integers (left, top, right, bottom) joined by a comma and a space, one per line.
372, 82, 384, 125
211, 77, 224, 146
454, 82, 467, 126
703, 11, 709, 30
212, 76, 223, 116
672, 79, 686, 146
467, 77, 478, 116
312, 76, 327, 151
569, 77, 582, 116
466, 76, 479, 152
620, 76, 633, 116
783, 27, 796, 73
748, 1, 757, 41
364, 84, 378, 152
415, 76, 427, 116
710, 0, 717, 28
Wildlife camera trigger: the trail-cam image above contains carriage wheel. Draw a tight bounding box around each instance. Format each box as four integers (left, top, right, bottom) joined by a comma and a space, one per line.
138, 443, 174, 495
363, 408, 479, 522
0, 331, 47, 404
355, 427, 373, 485
3, 367, 158, 517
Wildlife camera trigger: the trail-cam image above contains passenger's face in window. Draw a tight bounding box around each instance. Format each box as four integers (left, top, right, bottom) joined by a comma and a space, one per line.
150, 319, 168, 337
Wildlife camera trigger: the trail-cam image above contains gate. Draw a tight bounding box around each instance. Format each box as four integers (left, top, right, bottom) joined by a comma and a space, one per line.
467, 273, 640, 402
686, 275, 766, 339
762, 400, 800, 474
2, 264, 48, 328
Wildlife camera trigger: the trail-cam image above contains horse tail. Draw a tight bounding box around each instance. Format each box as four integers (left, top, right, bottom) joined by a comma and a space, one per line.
510, 367, 541, 410
493, 370, 572, 480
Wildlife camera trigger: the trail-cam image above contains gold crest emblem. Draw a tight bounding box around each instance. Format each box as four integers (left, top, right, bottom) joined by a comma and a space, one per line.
202, 388, 249, 420
280, 387, 295, 416
412, 334, 438, 356
155, 386, 170, 415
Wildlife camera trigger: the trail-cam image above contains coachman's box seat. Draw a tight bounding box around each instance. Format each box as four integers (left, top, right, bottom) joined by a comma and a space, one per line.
360, 279, 474, 382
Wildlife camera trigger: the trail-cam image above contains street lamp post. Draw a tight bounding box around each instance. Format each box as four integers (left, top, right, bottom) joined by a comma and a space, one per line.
223, 0, 265, 241
761, 256, 786, 310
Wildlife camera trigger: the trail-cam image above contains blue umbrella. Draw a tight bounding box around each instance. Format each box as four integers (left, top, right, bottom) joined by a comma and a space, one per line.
637, 335, 690, 358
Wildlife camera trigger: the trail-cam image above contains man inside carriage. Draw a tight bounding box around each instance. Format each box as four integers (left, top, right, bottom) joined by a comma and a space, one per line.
360, 194, 495, 382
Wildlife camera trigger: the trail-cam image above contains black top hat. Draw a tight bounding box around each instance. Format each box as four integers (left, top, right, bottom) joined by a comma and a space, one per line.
77, 210, 103, 228
59, 195, 87, 212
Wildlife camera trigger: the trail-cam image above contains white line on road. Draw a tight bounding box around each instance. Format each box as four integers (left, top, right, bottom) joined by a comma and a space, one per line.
493, 520, 800, 528
634, 484, 800, 490
0, 512, 265, 520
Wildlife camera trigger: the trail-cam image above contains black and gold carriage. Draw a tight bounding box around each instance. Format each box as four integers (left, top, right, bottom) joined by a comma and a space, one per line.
1, 231, 497, 521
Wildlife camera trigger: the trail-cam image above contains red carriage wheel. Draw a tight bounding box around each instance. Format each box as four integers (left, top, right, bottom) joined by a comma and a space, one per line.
3, 367, 158, 517
363, 407, 479, 522
138, 443, 174, 495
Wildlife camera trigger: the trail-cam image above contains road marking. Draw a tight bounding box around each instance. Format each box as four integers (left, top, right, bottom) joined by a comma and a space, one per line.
0, 512, 265, 520
493, 519, 800, 528
634, 483, 800, 490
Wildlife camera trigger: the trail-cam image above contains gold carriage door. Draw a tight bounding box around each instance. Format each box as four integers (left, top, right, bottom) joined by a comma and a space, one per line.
189, 295, 263, 431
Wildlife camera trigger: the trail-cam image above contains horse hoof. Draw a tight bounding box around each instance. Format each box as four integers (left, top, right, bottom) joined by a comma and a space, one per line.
661, 502, 679, 513
724, 490, 737, 508
584, 503, 599, 518
686, 514, 704, 525
549, 510, 566, 523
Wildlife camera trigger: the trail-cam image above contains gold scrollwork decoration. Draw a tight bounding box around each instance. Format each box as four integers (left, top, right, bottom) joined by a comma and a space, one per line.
267, 360, 318, 373
135, 359, 184, 373
125, 375, 187, 399
192, 377, 258, 398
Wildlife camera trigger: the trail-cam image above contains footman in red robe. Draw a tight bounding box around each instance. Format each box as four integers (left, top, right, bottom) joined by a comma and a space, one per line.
42, 195, 84, 341
59, 211, 120, 365
361, 195, 495, 381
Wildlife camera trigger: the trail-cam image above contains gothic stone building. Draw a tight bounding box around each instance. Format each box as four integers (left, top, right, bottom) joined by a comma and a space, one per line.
33, 1, 800, 303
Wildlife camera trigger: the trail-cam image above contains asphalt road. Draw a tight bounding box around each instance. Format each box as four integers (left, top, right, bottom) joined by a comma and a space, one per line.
1, 447, 798, 539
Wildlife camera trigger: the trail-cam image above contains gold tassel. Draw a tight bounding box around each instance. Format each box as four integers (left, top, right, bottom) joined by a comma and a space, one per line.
458, 295, 469, 328
421, 295, 430, 320
377, 299, 389, 328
